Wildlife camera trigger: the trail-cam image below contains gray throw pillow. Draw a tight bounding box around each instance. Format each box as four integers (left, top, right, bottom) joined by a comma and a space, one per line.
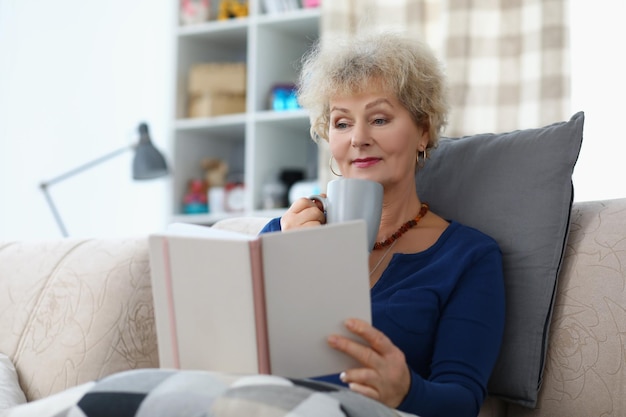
416, 112, 585, 408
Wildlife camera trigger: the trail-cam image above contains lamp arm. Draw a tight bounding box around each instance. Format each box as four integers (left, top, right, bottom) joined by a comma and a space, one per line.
40, 185, 69, 237
39, 144, 134, 237
40, 144, 134, 188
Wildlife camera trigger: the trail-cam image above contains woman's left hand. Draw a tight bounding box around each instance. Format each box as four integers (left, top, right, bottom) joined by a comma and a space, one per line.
328, 318, 411, 408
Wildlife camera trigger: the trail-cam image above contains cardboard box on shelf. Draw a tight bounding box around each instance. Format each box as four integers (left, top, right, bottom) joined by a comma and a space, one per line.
188, 93, 246, 118
188, 63, 246, 95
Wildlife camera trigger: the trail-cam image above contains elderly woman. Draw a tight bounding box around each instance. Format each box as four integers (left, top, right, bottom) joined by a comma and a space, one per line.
260, 31, 505, 417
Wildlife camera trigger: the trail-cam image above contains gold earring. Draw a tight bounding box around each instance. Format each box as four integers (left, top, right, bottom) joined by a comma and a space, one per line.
416, 148, 427, 169
329, 155, 342, 177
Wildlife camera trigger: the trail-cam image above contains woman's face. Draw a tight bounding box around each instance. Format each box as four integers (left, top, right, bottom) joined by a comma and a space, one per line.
328, 86, 429, 188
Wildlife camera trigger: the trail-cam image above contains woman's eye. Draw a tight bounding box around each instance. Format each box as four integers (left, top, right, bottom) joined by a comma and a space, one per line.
335, 121, 349, 129
373, 118, 387, 125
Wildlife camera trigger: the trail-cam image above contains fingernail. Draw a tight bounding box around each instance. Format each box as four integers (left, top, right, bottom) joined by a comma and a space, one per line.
328, 335, 338, 346
339, 371, 347, 382
345, 319, 356, 329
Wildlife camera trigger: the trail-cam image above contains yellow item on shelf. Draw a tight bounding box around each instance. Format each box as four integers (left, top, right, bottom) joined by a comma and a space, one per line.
218, 0, 249, 20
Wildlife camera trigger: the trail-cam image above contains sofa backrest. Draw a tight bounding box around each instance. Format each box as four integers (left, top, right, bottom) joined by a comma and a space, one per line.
4, 196, 626, 414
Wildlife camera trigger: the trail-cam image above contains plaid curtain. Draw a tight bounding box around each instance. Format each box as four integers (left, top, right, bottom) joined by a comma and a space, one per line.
316, 0, 570, 186
444, 0, 570, 136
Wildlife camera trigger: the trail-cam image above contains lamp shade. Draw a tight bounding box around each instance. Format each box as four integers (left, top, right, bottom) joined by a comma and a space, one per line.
133, 122, 169, 180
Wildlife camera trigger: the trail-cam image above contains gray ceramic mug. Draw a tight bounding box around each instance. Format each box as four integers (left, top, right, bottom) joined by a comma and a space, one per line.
311, 178, 383, 252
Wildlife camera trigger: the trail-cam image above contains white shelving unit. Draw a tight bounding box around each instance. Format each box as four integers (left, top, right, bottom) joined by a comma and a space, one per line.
170, 2, 321, 224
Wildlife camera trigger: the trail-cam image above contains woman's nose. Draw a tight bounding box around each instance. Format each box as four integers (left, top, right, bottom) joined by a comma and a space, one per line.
351, 124, 371, 147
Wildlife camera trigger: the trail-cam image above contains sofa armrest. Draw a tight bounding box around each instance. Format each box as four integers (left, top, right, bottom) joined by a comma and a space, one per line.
497, 198, 626, 416
0, 238, 159, 401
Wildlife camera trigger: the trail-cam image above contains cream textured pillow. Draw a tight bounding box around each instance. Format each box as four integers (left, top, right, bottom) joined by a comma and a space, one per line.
0, 353, 26, 411
212, 217, 272, 235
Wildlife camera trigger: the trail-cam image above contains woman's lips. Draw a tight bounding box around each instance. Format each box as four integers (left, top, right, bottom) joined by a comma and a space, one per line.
352, 157, 381, 168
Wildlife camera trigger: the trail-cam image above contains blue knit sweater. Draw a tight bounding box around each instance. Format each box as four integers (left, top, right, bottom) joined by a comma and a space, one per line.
260, 218, 505, 417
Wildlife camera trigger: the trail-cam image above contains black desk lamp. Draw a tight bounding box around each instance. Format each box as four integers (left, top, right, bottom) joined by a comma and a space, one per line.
40, 122, 169, 237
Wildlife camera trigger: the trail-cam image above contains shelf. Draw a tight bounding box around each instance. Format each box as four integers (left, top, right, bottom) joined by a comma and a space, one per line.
257, 8, 321, 32
170, 1, 320, 224
174, 114, 246, 135
255, 108, 308, 122
177, 18, 249, 41
171, 208, 285, 226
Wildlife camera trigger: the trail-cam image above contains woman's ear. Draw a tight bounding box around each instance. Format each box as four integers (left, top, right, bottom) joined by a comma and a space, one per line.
418, 127, 430, 151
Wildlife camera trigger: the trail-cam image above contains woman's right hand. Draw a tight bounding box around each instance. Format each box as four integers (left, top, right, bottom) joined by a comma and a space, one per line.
280, 197, 326, 231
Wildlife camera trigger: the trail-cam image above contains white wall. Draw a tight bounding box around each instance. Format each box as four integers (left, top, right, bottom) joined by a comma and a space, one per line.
570, 0, 626, 202
0, 0, 175, 239
0, 1, 623, 240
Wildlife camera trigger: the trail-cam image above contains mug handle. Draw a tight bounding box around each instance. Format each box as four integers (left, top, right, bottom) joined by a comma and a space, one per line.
309, 194, 327, 215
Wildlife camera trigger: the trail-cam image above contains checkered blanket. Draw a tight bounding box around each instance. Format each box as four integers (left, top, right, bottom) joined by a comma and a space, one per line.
5, 369, 409, 417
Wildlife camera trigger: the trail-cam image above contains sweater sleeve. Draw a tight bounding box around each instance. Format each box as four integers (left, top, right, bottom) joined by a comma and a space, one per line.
259, 217, 282, 234
397, 246, 505, 417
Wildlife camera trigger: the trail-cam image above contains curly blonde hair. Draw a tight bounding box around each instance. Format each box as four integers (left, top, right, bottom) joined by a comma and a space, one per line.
298, 31, 449, 149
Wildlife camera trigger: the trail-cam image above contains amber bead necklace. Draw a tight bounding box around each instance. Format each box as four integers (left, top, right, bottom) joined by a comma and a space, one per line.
372, 203, 430, 251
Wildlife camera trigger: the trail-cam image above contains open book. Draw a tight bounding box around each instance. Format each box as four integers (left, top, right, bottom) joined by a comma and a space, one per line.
148, 220, 372, 379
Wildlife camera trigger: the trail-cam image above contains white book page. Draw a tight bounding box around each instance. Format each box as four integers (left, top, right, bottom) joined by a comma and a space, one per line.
149, 232, 260, 374
148, 235, 177, 368
260, 220, 372, 378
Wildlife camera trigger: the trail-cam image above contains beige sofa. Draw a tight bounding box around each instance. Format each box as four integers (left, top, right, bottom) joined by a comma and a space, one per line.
1, 198, 625, 416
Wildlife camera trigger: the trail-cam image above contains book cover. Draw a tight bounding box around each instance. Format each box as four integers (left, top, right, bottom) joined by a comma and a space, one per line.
149, 220, 371, 378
